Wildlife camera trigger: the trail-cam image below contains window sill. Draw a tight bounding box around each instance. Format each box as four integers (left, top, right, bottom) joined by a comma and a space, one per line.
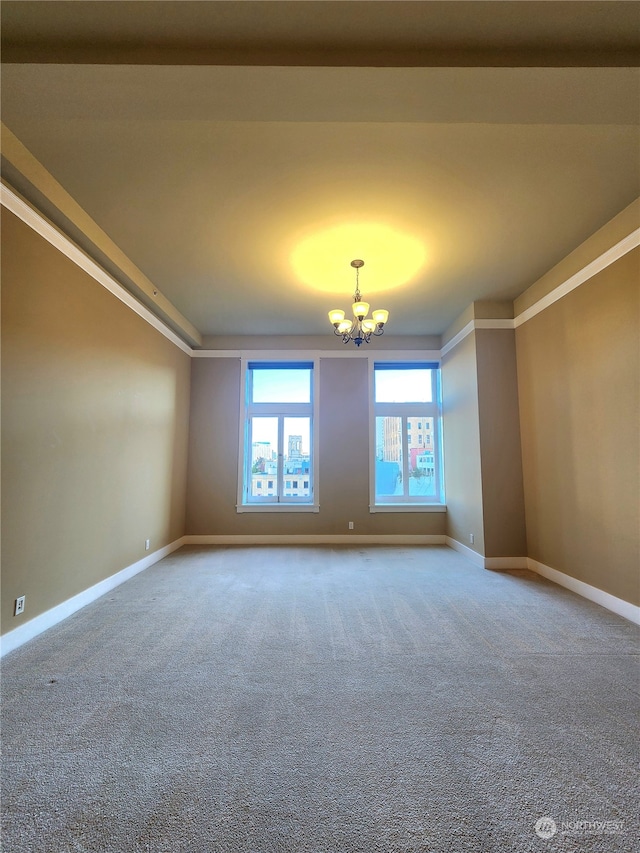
370, 504, 447, 513
237, 504, 320, 513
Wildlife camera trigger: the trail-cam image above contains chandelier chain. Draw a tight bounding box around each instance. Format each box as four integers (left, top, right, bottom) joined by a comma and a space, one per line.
354, 265, 360, 301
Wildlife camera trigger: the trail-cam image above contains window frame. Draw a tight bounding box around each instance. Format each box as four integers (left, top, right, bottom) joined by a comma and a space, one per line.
237, 358, 320, 513
369, 360, 446, 512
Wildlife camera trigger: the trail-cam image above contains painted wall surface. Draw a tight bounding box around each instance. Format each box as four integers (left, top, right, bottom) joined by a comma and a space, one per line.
441, 332, 485, 554
185, 357, 446, 536
516, 247, 639, 605
475, 329, 527, 558
1, 210, 191, 634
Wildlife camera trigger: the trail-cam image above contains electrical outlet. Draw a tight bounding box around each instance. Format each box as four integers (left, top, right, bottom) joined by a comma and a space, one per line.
469, 533, 475, 545
145, 539, 150, 551
348, 521, 354, 530
14, 596, 26, 616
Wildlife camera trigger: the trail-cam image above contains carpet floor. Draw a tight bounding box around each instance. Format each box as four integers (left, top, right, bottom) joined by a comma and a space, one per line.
1, 545, 638, 852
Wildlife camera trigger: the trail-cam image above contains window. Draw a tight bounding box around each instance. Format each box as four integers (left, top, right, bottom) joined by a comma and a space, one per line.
372, 362, 444, 507
239, 361, 317, 510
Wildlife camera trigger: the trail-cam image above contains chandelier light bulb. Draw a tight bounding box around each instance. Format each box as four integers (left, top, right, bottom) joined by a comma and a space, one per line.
372, 309, 389, 326
352, 300, 370, 320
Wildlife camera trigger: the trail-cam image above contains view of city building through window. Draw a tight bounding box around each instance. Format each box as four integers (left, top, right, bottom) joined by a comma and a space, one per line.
375, 416, 436, 497
242, 363, 314, 505
373, 364, 443, 504
250, 418, 311, 498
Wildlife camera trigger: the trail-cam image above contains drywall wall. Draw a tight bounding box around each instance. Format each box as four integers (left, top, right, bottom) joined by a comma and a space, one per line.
475, 329, 527, 558
441, 331, 485, 554
1, 209, 191, 633
185, 356, 446, 537
516, 246, 639, 605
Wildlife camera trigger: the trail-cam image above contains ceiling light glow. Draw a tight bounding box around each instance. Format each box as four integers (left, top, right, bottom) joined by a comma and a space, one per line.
290, 222, 426, 294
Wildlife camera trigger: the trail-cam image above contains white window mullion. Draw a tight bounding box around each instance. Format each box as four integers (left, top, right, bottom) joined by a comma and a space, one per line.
245, 416, 253, 503
276, 415, 284, 502
402, 415, 410, 498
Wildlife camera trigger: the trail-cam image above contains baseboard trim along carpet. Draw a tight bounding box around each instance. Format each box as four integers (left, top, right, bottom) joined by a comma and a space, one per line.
2, 537, 637, 656
446, 537, 640, 625
528, 557, 640, 625
444, 536, 485, 568
0, 538, 185, 658
484, 556, 530, 570
183, 534, 446, 546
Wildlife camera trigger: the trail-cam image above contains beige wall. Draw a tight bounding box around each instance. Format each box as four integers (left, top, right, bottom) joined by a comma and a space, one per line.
1, 209, 191, 634
516, 247, 639, 604
441, 332, 485, 554
441, 326, 527, 559
476, 329, 527, 558
185, 356, 446, 537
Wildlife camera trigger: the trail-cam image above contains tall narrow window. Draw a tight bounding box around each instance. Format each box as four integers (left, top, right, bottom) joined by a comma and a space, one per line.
373, 363, 444, 506
240, 362, 316, 508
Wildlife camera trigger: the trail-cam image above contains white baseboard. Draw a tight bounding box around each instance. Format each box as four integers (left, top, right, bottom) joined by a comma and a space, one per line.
446, 537, 639, 625
0, 537, 186, 657
528, 558, 640, 626
484, 556, 529, 570
445, 536, 485, 568
184, 534, 446, 546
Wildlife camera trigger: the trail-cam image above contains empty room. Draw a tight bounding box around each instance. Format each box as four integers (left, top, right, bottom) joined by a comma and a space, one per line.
1, 2, 638, 851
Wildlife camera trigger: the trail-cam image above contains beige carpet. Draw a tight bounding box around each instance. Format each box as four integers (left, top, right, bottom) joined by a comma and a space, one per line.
2, 546, 638, 852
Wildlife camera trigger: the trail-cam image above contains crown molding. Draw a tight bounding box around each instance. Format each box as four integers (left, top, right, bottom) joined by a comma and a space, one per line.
1, 183, 194, 356
441, 227, 639, 357
514, 228, 640, 328
1, 123, 202, 347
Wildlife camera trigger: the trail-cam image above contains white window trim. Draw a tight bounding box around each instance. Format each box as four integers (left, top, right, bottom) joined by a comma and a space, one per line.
236, 503, 320, 513
370, 504, 447, 513
236, 357, 320, 512
368, 359, 446, 511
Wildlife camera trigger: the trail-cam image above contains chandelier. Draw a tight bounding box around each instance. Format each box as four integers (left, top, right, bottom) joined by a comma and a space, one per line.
328, 260, 389, 346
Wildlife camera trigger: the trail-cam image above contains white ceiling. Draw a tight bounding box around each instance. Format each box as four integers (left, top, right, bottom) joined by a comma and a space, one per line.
2, 1, 639, 342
